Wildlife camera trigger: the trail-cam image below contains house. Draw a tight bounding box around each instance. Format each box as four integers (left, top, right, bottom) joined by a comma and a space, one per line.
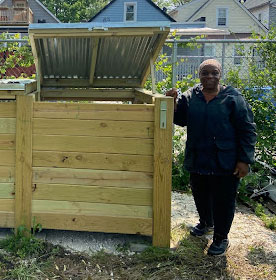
0, 0, 60, 35
244, 0, 276, 29
169, 0, 268, 39
89, 0, 175, 23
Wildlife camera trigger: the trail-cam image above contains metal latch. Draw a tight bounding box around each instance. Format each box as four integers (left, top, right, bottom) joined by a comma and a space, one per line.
160, 101, 167, 129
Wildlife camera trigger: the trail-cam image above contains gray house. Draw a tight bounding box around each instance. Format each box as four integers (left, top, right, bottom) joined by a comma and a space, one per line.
244, 0, 276, 29
0, 0, 60, 34
89, 0, 175, 23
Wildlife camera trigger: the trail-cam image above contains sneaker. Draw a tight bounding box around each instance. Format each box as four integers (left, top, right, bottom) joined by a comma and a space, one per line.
190, 223, 214, 237
207, 239, 229, 256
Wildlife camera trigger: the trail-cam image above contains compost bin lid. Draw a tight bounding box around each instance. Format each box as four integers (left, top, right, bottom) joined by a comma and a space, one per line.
28, 22, 170, 88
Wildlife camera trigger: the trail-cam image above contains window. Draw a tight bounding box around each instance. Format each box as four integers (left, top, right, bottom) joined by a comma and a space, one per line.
216, 8, 228, 26
14, 1, 26, 8
124, 2, 137, 22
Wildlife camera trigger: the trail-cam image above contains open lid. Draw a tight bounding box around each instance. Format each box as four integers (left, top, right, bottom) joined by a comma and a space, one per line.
28, 22, 170, 88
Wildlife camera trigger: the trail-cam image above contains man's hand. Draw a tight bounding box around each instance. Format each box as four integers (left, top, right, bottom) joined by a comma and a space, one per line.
165, 88, 178, 101
233, 161, 249, 178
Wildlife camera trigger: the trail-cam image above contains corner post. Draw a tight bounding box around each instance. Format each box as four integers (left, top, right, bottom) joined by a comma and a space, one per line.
15, 95, 33, 233
153, 96, 174, 247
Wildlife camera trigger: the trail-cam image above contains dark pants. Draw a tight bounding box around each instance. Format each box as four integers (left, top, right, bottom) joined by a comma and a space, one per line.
190, 173, 240, 240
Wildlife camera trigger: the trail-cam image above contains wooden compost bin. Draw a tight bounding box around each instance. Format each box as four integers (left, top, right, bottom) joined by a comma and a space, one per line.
0, 22, 173, 247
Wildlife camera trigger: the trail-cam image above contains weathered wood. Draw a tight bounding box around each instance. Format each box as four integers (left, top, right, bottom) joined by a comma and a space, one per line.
33, 135, 154, 156
0, 198, 14, 212
150, 58, 157, 93
32, 212, 152, 235
0, 118, 16, 134
33, 118, 153, 138
0, 103, 16, 118
15, 95, 33, 232
32, 200, 152, 218
0, 134, 16, 150
33, 151, 153, 172
0, 166, 15, 182
32, 184, 152, 206
34, 102, 154, 121
33, 167, 153, 189
0, 212, 14, 228
25, 81, 37, 94
152, 97, 174, 248
89, 37, 99, 85
0, 183, 14, 199
0, 150, 15, 166
134, 88, 165, 103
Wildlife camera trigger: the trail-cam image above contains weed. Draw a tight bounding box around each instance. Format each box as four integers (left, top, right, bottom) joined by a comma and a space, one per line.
255, 203, 276, 230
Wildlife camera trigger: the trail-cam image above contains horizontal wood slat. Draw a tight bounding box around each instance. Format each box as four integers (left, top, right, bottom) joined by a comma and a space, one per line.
0, 211, 14, 228
33, 167, 153, 189
0, 166, 15, 183
0, 134, 16, 149
0, 103, 16, 118
32, 213, 152, 235
33, 118, 153, 138
33, 151, 153, 172
0, 150, 15, 166
0, 199, 14, 212
34, 103, 154, 121
33, 135, 154, 155
32, 184, 152, 206
0, 183, 14, 199
33, 200, 152, 218
0, 118, 16, 134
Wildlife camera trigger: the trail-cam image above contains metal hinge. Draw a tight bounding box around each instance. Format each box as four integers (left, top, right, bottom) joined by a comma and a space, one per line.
160, 101, 167, 129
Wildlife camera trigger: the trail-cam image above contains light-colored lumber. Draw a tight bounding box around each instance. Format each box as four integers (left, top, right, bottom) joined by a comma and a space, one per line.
32, 212, 152, 235
0, 94, 16, 99
0, 134, 16, 150
0, 166, 15, 183
0, 211, 14, 228
0, 199, 14, 212
152, 97, 174, 248
33, 135, 154, 156
33, 167, 153, 189
0, 150, 15, 166
150, 58, 157, 93
25, 81, 37, 94
33, 118, 153, 138
32, 200, 152, 218
34, 102, 154, 122
0, 103, 16, 118
0, 183, 14, 199
134, 88, 165, 103
33, 151, 153, 172
0, 118, 16, 134
15, 95, 33, 232
89, 37, 99, 85
32, 184, 152, 206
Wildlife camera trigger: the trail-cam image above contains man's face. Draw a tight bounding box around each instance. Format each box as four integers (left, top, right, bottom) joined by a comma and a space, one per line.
199, 65, 221, 91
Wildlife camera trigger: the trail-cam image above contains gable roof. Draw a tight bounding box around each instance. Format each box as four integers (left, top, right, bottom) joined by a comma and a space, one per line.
89, 0, 175, 22
244, 0, 271, 10
32, 0, 61, 23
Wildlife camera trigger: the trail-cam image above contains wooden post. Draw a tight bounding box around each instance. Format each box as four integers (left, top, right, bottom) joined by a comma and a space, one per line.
153, 96, 173, 247
15, 95, 33, 233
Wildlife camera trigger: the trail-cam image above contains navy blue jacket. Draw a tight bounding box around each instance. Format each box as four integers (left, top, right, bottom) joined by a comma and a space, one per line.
174, 85, 257, 175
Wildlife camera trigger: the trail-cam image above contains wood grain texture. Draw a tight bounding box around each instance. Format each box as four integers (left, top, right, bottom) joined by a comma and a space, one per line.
0, 134, 16, 149
152, 97, 174, 248
15, 95, 33, 231
0, 118, 16, 134
0, 199, 14, 212
32, 212, 152, 235
0, 211, 14, 228
33, 151, 153, 172
0, 103, 16, 118
33, 135, 154, 155
0, 183, 14, 199
0, 150, 15, 166
33, 167, 153, 189
32, 183, 152, 206
0, 166, 15, 183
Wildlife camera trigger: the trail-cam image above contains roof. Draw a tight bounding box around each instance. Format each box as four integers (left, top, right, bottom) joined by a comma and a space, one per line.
244, 0, 271, 10
170, 27, 230, 36
89, 0, 176, 22
33, 0, 61, 23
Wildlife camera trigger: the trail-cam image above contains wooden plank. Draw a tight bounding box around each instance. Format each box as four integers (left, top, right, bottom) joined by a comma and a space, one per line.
0, 134, 16, 150
0, 166, 15, 183
152, 97, 174, 248
0, 118, 16, 134
34, 102, 154, 122
89, 37, 99, 85
0, 103, 16, 118
33, 151, 153, 172
33, 118, 154, 138
150, 58, 157, 93
32, 184, 152, 206
25, 81, 37, 94
0, 183, 14, 199
0, 199, 14, 212
0, 94, 16, 99
32, 212, 152, 235
32, 200, 152, 218
0, 150, 15, 166
33, 167, 153, 189
0, 211, 14, 228
33, 135, 154, 156
134, 88, 165, 103
15, 95, 33, 232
